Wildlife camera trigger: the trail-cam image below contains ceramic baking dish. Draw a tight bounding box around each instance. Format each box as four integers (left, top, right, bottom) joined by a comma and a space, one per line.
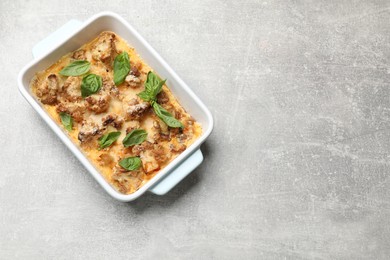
17, 12, 213, 202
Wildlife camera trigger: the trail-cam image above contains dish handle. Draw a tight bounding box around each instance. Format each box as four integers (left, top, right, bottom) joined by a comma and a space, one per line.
149, 149, 203, 195
32, 19, 83, 59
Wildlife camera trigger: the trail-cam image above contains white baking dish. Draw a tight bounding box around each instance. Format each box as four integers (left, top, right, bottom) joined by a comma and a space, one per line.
17, 12, 213, 202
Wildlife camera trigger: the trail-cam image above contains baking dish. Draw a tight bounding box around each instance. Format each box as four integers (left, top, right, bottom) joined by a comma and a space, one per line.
17, 12, 213, 202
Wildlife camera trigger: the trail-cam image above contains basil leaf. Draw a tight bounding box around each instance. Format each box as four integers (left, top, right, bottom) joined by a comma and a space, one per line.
151, 79, 166, 99
81, 74, 102, 97
119, 157, 142, 171
137, 71, 166, 102
114, 52, 130, 85
145, 71, 165, 98
136, 71, 181, 129
59, 112, 73, 131
98, 131, 121, 150
137, 90, 153, 102
152, 102, 184, 129
122, 129, 147, 147
59, 60, 90, 76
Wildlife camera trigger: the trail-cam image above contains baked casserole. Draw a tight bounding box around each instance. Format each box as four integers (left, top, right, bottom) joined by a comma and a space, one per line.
30, 31, 202, 194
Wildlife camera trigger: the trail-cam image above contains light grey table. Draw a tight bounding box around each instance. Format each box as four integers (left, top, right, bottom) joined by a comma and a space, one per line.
1, 0, 390, 259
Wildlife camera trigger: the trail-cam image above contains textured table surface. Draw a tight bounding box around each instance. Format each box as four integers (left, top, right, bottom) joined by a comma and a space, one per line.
1, 0, 390, 259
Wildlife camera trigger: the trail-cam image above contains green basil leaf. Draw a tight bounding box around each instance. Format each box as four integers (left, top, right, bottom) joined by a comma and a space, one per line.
151, 79, 165, 99
119, 157, 142, 171
136, 71, 181, 129
59, 60, 90, 76
98, 131, 121, 150
137, 71, 166, 102
152, 102, 184, 129
137, 90, 153, 102
81, 74, 102, 97
145, 71, 165, 100
114, 52, 130, 85
122, 129, 147, 147
59, 112, 73, 131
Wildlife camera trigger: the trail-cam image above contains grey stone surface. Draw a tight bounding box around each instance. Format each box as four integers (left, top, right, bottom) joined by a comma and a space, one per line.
1, 0, 390, 259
